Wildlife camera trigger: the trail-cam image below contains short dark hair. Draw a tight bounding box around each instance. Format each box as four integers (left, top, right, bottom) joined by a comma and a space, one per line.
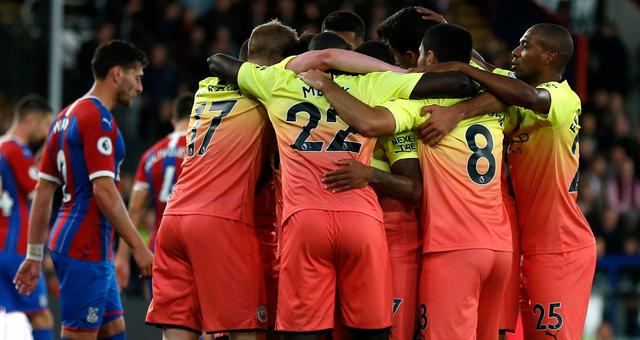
529, 23, 574, 70
295, 32, 316, 54
309, 32, 352, 51
322, 11, 365, 41
355, 41, 395, 65
378, 7, 438, 54
91, 40, 148, 80
173, 93, 194, 121
421, 24, 472, 63
15, 95, 51, 120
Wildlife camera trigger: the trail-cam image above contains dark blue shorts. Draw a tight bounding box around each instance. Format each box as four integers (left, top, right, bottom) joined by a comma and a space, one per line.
50, 252, 123, 332
0, 251, 48, 314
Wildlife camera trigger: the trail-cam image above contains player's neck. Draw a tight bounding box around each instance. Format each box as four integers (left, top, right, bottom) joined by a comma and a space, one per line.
174, 120, 189, 132
530, 70, 562, 87
86, 81, 117, 111
5, 124, 28, 145
248, 57, 277, 66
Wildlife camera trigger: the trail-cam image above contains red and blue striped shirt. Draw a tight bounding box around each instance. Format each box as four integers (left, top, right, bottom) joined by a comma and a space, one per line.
39, 97, 125, 262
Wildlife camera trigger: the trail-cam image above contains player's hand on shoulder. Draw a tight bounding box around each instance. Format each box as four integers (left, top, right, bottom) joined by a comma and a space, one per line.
13, 259, 41, 296
415, 7, 447, 24
298, 70, 333, 90
131, 246, 153, 280
322, 159, 374, 193
417, 104, 464, 147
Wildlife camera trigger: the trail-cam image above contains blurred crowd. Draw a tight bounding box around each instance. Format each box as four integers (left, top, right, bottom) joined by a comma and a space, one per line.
2, 1, 639, 256
1, 0, 640, 335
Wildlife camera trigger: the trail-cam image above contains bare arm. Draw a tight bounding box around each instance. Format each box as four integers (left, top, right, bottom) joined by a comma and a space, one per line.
323, 158, 422, 204
285, 49, 405, 74
440, 62, 551, 114
114, 187, 149, 289
380, 159, 422, 203
409, 72, 477, 99
27, 179, 57, 246
14, 179, 58, 295
417, 92, 507, 146
207, 54, 244, 83
93, 177, 152, 278
300, 71, 396, 136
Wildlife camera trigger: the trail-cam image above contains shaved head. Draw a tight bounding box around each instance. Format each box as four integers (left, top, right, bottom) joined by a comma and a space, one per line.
527, 23, 574, 71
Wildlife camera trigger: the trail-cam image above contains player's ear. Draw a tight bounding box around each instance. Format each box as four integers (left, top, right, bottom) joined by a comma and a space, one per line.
405, 50, 419, 67
427, 50, 437, 65
111, 65, 123, 83
544, 51, 557, 67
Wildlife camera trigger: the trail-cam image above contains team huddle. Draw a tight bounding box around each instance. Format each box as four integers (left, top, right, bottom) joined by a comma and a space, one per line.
2, 6, 595, 340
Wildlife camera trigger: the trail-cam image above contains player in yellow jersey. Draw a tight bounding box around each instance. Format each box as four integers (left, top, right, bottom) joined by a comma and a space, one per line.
145, 21, 299, 340
208, 41, 475, 340
412, 23, 596, 340
298, 24, 514, 340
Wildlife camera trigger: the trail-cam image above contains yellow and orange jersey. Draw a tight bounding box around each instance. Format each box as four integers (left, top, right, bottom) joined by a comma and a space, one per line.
371, 131, 421, 256
163, 77, 271, 226
505, 79, 594, 255
381, 98, 515, 253
237, 62, 422, 223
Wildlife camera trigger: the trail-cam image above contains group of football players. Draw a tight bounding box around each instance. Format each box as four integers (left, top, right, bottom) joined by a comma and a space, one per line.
2, 5, 595, 340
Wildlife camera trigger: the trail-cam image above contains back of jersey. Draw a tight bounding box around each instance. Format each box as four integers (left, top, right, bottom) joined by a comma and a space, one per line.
0, 138, 37, 255
39, 97, 126, 261
383, 98, 512, 254
237, 63, 422, 223
133, 131, 186, 249
163, 77, 270, 226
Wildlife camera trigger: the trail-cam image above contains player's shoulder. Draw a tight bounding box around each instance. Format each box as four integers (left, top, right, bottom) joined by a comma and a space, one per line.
0, 137, 30, 159
72, 97, 116, 129
538, 81, 580, 103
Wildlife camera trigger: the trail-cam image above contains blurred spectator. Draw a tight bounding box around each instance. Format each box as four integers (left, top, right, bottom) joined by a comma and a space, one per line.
606, 158, 640, 224
76, 22, 115, 89
589, 22, 630, 95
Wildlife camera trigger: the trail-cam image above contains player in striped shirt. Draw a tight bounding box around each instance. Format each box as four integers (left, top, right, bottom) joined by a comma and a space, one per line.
113, 94, 192, 295
0, 96, 54, 340
14, 40, 153, 340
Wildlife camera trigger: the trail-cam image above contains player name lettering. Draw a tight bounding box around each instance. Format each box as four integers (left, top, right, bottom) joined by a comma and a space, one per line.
144, 147, 185, 172
52, 117, 69, 133
302, 85, 350, 99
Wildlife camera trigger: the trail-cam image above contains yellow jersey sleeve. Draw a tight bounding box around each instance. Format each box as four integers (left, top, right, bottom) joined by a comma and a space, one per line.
353, 72, 423, 106
238, 62, 291, 102
383, 131, 418, 165
537, 81, 581, 128
274, 55, 297, 69
503, 108, 521, 136
492, 67, 516, 77
379, 99, 423, 134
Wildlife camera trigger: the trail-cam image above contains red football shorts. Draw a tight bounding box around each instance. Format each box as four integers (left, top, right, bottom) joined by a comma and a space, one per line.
520, 245, 596, 339
276, 210, 392, 332
418, 249, 512, 340
499, 198, 521, 333
146, 214, 267, 333
254, 182, 279, 328
383, 209, 420, 340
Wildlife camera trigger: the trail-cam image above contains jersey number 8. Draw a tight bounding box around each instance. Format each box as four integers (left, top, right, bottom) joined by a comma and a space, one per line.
465, 124, 496, 185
